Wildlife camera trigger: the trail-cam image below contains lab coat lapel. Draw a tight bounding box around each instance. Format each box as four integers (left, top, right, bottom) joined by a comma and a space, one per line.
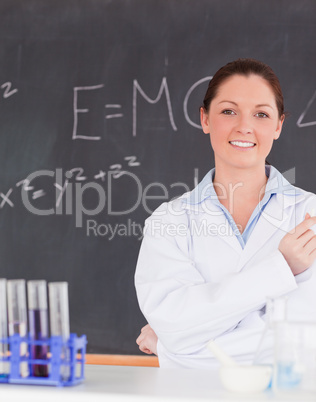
186, 203, 242, 253
207, 212, 242, 253
235, 195, 289, 271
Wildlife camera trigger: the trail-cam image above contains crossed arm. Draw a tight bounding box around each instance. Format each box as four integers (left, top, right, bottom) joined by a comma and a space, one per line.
136, 214, 316, 356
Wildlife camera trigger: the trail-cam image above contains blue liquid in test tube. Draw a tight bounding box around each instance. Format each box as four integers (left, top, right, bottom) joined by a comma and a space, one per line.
27, 280, 49, 377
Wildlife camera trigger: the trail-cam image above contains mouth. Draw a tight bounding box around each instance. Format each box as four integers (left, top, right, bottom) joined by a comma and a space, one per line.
229, 140, 256, 149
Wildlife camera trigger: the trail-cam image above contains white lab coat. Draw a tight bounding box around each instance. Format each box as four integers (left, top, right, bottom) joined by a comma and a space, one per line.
135, 167, 316, 369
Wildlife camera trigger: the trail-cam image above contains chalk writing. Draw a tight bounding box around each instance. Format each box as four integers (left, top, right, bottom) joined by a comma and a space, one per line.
0, 156, 141, 210
0, 189, 14, 208
72, 84, 104, 140
132, 77, 177, 137
124, 156, 140, 167
66, 167, 87, 181
105, 104, 123, 119
72, 76, 213, 140
16, 179, 34, 191
183, 77, 212, 129
109, 164, 125, 179
1, 82, 18, 98
94, 171, 106, 181
297, 89, 316, 128
32, 190, 46, 200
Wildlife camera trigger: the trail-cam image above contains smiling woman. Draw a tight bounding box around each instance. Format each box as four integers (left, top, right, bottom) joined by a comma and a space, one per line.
201, 74, 283, 178
134, 58, 316, 369
200, 73, 284, 231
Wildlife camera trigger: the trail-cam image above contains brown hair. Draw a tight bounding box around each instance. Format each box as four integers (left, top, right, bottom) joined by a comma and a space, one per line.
202, 58, 285, 119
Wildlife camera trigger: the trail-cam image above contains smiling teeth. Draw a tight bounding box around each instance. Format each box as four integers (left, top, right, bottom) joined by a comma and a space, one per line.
230, 141, 255, 148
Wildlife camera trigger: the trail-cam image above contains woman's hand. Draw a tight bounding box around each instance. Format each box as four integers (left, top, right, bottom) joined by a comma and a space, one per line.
136, 324, 158, 355
279, 213, 316, 276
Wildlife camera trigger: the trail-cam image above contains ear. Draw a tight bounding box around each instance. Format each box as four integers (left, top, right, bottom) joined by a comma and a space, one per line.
274, 115, 285, 140
200, 107, 211, 134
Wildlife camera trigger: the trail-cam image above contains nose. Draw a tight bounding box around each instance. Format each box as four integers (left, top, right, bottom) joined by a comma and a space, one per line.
235, 115, 253, 135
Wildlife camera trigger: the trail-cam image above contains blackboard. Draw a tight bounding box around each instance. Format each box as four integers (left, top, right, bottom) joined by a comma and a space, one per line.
0, 0, 315, 354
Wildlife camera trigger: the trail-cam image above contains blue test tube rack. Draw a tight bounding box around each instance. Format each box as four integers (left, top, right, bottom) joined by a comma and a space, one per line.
0, 333, 87, 386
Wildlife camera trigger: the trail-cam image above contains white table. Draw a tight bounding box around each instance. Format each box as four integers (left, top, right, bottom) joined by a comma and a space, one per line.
0, 365, 314, 402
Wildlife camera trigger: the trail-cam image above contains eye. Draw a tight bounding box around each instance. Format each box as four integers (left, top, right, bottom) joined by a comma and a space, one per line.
221, 109, 236, 115
255, 112, 269, 118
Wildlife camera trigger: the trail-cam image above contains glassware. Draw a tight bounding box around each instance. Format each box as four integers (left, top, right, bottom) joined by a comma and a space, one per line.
48, 282, 70, 380
273, 321, 316, 396
0, 278, 9, 376
253, 297, 287, 366
7, 279, 29, 377
27, 280, 49, 377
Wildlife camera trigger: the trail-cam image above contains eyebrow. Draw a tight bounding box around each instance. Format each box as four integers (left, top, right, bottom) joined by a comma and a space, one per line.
256, 104, 274, 110
218, 100, 274, 110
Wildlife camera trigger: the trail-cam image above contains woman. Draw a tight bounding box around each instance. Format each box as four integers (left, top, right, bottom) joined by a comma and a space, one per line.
135, 59, 316, 368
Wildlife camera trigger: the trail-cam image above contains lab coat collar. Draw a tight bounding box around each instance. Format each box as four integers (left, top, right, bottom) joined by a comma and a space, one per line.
180, 169, 214, 207
181, 165, 303, 208
180, 165, 305, 258
235, 195, 290, 271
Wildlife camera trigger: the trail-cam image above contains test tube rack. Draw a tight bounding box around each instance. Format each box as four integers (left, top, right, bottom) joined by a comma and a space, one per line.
0, 333, 87, 386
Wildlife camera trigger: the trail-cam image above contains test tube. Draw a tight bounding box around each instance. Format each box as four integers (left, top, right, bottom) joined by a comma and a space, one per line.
7, 279, 29, 377
27, 280, 49, 377
48, 282, 70, 379
0, 279, 8, 376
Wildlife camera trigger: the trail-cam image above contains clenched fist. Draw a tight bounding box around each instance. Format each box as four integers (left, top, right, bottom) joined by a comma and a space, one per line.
136, 324, 158, 355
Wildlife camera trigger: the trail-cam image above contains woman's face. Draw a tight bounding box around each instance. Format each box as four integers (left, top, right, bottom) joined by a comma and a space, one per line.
200, 74, 284, 172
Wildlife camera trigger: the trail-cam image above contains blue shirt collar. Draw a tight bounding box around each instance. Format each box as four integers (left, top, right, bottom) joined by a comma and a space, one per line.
182, 165, 302, 206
